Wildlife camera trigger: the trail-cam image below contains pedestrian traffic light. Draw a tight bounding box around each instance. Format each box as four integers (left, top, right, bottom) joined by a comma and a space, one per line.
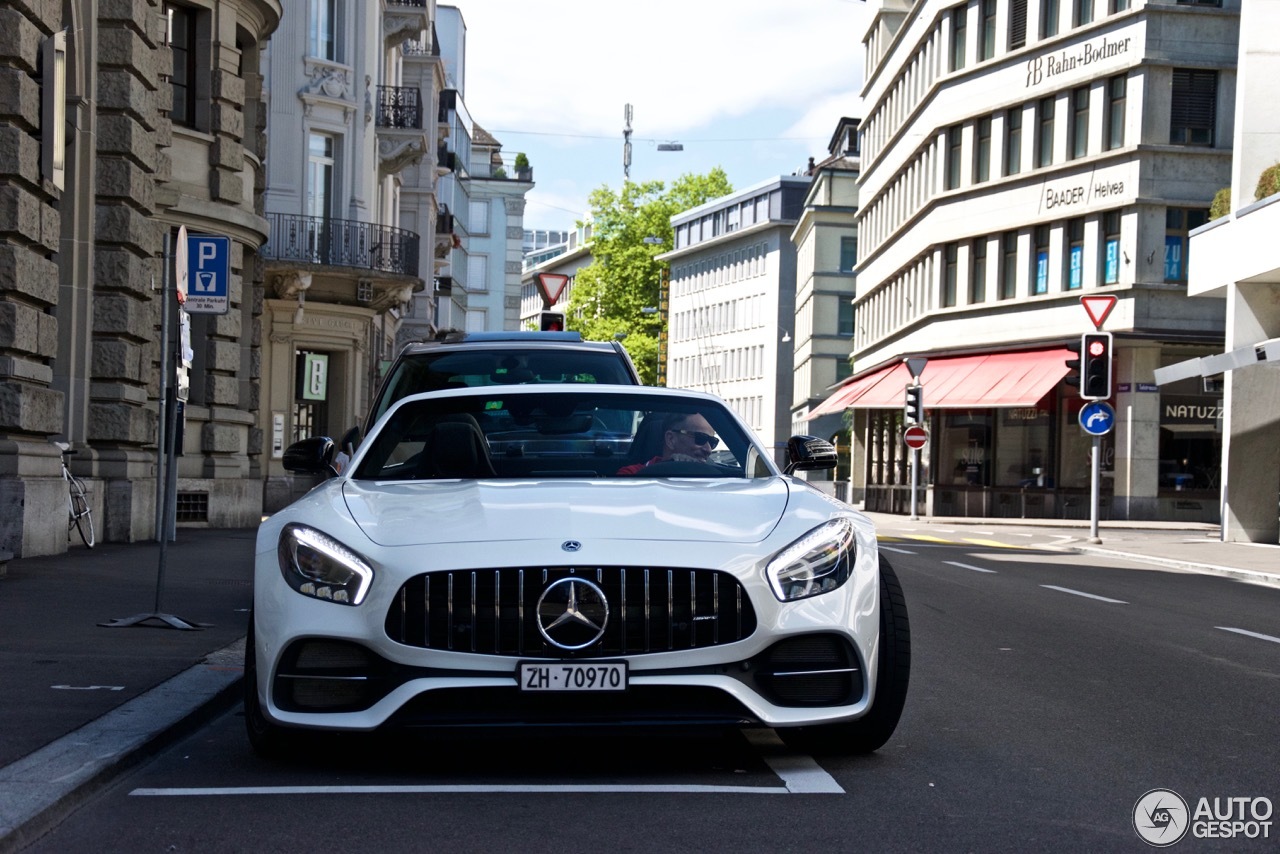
1081, 331, 1113, 400
539, 311, 565, 332
904, 383, 924, 424
1064, 338, 1083, 390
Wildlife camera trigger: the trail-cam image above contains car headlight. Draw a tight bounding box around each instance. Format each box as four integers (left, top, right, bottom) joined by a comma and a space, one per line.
277, 524, 374, 606
766, 518, 857, 601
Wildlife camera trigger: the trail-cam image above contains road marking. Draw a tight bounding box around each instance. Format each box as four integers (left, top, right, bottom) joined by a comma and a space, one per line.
1040, 585, 1127, 604
880, 546, 916, 555
1216, 627, 1280, 645
903, 535, 952, 544
742, 729, 845, 793
943, 561, 997, 574
962, 538, 1025, 549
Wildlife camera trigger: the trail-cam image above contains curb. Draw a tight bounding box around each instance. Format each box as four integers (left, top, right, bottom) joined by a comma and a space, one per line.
1066, 544, 1280, 589
0, 638, 246, 854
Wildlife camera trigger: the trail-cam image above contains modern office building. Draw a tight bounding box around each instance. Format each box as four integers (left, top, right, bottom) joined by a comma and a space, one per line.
260, 0, 440, 511
814, 0, 1239, 521
2, 0, 281, 556
1182, 0, 1280, 545
791, 118, 862, 496
663, 177, 810, 464
520, 224, 594, 329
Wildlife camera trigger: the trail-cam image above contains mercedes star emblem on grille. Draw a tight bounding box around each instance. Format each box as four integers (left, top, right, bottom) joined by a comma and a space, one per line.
536, 577, 609, 650
561, 540, 582, 552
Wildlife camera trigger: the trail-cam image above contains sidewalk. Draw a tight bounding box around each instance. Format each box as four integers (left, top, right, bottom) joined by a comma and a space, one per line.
1, 518, 1277, 851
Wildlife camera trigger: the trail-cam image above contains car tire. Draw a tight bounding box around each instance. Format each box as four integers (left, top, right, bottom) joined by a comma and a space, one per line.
244, 614, 295, 759
779, 555, 910, 755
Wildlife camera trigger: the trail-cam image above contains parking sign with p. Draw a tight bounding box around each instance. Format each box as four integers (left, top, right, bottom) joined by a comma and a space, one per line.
185, 234, 230, 315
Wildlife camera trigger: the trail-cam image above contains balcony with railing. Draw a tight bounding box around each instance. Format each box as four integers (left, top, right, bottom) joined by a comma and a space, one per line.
262, 213, 420, 278
376, 86, 423, 130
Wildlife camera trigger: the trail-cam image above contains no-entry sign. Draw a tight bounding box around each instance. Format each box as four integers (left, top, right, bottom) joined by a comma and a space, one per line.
903, 424, 929, 450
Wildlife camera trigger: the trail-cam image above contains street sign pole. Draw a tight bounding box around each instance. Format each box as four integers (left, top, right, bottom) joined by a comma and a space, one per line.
909, 444, 920, 522
1089, 434, 1102, 544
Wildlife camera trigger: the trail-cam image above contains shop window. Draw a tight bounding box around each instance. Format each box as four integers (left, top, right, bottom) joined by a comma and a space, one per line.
1065, 218, 1084, 289
967, 239, 986, 303
1105, 74, 1126, 150
1101, 210, 1121, 284
1170, 69, 1217, 146
996, 405, 1053, 487
1004, 106, 1023, 176
1164, 207, 1209, 283
1033, 225, 1050, 294
1157, 376, 1222, 493
939, 411, 993, 487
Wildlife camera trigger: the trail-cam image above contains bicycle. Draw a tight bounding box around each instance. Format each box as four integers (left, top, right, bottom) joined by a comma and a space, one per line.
53, 441, 95, 548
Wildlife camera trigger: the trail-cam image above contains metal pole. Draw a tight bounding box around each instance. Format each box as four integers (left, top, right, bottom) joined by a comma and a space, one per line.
1088, 433, 1102, 543
154, 233, 171, 542
909, 448, 920, 521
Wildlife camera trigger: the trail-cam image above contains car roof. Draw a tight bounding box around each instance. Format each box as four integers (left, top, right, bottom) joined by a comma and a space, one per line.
397, 330, 618, 355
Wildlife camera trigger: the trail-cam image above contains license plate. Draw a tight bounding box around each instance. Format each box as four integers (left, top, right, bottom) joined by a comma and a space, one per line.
518, 661, 627, 692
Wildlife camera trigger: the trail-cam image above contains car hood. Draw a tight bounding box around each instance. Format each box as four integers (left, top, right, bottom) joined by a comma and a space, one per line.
341, 478, 791, 547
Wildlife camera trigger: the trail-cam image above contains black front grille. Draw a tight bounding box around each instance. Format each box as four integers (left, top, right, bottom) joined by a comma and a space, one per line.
385, 567, 757, 657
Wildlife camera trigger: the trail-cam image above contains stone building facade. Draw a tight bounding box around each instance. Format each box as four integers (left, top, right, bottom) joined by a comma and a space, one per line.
1, 0, 281, 557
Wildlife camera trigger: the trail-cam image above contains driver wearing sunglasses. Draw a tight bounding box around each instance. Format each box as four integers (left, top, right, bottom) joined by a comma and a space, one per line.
616, 412, 719, 476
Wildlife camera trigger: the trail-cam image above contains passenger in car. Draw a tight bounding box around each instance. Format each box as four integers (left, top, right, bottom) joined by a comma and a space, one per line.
616, 412, 718, 475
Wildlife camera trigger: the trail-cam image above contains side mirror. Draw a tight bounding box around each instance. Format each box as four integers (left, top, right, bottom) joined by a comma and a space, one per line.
784, 435, 838, 475
282, 436, 337, 476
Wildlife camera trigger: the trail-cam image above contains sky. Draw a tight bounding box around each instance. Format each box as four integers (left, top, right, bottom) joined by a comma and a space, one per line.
445, 0, 873, 233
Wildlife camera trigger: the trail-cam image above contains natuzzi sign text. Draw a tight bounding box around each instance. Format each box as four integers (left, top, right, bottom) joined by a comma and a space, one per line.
1025, 35, 1132, 88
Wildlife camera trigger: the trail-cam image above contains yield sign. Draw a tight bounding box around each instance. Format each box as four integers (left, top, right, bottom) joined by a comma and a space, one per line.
1080, 295, 1117, 330
535, 273, 569, 306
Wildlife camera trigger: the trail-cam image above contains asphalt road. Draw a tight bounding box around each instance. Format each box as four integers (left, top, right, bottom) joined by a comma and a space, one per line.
23, 538, 1280, 853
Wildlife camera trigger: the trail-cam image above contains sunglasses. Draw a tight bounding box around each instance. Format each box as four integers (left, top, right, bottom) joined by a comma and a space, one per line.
671, 428, 719, 449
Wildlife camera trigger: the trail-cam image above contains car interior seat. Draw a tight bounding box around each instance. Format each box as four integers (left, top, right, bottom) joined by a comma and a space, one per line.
417, 418, 497, 479
622, 412, 671, 469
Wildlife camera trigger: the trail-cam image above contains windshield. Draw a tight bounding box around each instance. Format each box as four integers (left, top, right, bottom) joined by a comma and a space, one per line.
367, 348, 636, 429
352, 391, 773, 481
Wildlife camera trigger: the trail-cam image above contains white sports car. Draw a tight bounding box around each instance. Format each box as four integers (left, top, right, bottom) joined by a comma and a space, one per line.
247, 385, 909, 755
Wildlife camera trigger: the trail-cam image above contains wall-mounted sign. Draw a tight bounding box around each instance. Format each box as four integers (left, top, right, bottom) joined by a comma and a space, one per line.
1024, 36, 1133, 89
301, 353, 328, 401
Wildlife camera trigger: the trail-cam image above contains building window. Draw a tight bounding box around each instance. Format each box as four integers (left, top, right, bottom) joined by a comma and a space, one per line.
979, 0, 997, 60
838, 299, 854, 336
167, 5, 198, 128
309, 0, 339, 61
943, 243, 959, 307
1105, 74, 1126, 150
1033, 226, 1050, 294
1000, 232, 1018, 299
469, 200, 490, 235
1066, 218, 1085, 289
1170, 69, 1218, 146
1110, 0, 1130, 10
307, 133, 335, 219
950, 6, 968, 72
1165, 208, 1209, 283
1005, 107, 1023, 176
946, 125, 963, 190
839, 236, 858, 273
1176, 0, 1221, 5
1041, 0, 1060, 38
1075, 0, 1094, 26
1035, 96, 1055, 168
1069, 86, 1089, 160
467, 253, 488, 292
970, 238, 987, 303
1009, 0, 1028, 48
1102, 211, 1121, 284
974, 116, 992, 183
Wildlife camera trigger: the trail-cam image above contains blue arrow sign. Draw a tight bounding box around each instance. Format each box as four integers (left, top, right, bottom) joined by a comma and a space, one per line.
185, 234, 230, 315
1078, 401, 1115, 436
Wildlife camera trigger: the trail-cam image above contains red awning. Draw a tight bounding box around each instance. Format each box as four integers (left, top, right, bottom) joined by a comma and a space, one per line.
807, 348, 1073, 417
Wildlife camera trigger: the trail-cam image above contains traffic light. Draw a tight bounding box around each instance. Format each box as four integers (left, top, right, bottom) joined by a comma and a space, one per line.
1081, 331, 1113, 400
1064, 338, 1083, 390
904, 384, 924, 424
539, 311, 565, 332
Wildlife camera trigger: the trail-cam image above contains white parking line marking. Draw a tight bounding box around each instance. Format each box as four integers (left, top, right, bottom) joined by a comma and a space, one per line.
943, 561, 997, 574
1040, 585, 1127, 604
880, 546, 916, 555
743, 729, 845, 794
1216, 627, 1280, 645
51, 685, 125, 691
132, 784, 795, 796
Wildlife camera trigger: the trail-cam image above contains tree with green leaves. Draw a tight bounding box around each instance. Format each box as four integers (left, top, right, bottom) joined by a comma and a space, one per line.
566, 168, 733, 385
